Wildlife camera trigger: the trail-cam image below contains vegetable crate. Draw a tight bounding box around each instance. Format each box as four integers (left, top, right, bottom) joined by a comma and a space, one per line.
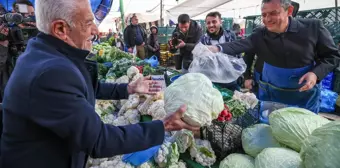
244, 7, 340, 41
202, 103, 260, 161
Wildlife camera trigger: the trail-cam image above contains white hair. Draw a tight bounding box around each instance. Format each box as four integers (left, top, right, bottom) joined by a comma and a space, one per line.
35, 0, 81, 34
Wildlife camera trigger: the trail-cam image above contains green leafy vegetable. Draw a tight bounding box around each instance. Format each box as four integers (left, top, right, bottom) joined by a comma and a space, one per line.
225, 99, 247, 118
269, 107, 330, 152
300, 121, 340, 168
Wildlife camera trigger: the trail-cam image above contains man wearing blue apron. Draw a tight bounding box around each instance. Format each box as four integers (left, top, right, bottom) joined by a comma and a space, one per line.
207, 0, 340, 113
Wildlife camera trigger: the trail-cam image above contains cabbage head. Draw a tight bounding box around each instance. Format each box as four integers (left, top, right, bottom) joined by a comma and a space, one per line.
242, 124, 281, 157
269, 107, 330, 151
164, 73, 224, 126
300, 121, 340, 168
255, 148, 303, 168
219, 153, 255, 168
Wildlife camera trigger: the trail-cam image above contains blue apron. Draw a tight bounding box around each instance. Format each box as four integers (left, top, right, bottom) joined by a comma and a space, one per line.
258, 62, 321, 113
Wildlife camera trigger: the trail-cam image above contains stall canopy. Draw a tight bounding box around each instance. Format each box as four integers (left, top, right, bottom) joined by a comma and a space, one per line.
190, 0, 340, 19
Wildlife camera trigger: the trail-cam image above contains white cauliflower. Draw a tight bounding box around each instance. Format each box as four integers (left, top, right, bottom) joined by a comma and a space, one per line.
124, 109, 140, 124
147, 100, 166, 120
120, 99, 128, 108
127, 66, 140, 79
125, 94, 140, 109
138, 95, 154, 115
176, 130, 194, 153
101, 114, 115, 124
131, 73, 144, 82
168, 160, 187, 168
190, 139, 216, 167
105, 78, 116, 84
112, 116, 129, 126
152, 92, 164, 101
118, 94, 140, 116
116, 75, 129, 84
155, 142, 180, 168
137, 161, 155, 168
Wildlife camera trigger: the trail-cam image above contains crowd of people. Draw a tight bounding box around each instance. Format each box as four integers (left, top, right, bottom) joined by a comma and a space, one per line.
0, 0, 339, 168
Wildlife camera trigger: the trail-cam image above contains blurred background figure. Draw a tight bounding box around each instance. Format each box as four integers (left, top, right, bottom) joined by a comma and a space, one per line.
147, 25, 160, 59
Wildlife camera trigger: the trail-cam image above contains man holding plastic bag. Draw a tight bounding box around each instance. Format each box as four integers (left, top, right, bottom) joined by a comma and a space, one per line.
198, 11, 241, 91
207, 0, 340, 113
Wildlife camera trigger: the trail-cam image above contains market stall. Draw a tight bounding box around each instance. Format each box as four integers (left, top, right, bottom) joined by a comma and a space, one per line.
85, 41, 340, 168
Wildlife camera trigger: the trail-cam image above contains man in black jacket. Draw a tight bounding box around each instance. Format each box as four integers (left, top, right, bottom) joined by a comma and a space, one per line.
123, 14, 147, 59
169, 14, 202, 74
207, 0, 340, 113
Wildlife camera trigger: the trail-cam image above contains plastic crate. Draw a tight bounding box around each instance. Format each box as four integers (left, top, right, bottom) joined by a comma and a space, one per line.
333, 68, 340, 93
244, 7, 340, 38
201, 103, 260, 161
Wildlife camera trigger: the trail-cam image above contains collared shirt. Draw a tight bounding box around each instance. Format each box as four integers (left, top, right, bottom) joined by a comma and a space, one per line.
218, 17, 340, 80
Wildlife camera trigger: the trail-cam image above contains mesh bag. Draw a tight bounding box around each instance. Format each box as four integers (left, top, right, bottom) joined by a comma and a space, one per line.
202, 103, 260, 161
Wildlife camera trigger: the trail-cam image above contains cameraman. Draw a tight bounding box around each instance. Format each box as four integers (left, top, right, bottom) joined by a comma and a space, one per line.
169, 14, 202, 74
12, 1, 38, 37
0, 5, 12, 142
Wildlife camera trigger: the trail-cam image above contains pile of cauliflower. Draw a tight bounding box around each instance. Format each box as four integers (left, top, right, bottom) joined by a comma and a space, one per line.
90, 66, 218, 168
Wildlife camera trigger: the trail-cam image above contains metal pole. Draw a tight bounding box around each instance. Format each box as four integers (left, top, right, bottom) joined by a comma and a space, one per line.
336, 0, 338, 22
119, 0, 125, 30
160, 0, 163, 26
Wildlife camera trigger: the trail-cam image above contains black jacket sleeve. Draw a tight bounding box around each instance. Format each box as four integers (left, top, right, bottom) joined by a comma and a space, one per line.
243, 52, 256, 79
219, 32, 256, 55
29, 65, 165, 158
312, 20, 340, 80
184, 26, 202, 52
123, 27, 132, 48
96, 82, 129, 100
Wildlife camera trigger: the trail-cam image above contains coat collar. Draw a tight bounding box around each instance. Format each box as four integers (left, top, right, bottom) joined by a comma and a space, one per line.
287, 17, 299, 33
36, 33, 90, 61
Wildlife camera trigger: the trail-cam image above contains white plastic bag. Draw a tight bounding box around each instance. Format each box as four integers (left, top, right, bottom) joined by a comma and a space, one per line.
189, 43, 246, 83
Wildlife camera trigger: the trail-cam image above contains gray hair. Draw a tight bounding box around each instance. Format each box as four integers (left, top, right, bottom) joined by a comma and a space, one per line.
262, 0, 292, 10
35, 0, 79, 34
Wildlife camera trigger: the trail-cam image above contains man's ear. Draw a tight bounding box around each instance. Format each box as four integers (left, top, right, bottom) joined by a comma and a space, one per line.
287, 5, 294, 16
50, 20, 69, 40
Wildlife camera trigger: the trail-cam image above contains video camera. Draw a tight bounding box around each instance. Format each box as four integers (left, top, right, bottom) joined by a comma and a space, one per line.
169, 32, 181, 53
0, 3, 37, 64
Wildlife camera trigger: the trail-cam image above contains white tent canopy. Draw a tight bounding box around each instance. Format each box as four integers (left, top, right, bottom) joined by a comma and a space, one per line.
99, 0, 188, 31
173, 0, 340, 20
98, 0, 340, 31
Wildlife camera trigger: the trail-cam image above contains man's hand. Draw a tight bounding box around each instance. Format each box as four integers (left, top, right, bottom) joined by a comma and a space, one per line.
168, 39, 173, 48
207, 45, 220, 53
128, 48, 133, 53
163, 105, 200, 132
176, 39, 186, 49
299, 72, 317, 92
128, 76, 161, 95
244, 79, 253, 90
141, 42, 145, 47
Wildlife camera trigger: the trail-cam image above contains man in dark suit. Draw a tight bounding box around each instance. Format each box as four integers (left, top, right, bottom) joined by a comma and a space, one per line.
207, 0, 340, 113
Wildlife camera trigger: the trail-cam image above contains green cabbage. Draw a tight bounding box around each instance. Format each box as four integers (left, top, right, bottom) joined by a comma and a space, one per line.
269, 107, 330, 151
219, 153, 255, 168
164, 73, 224, 126
242, 124, 281, 157
300, 121, 340, 168
255, 148, 303, 168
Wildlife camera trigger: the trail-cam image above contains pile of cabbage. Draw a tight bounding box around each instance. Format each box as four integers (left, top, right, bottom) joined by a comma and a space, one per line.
219, 107, 340, 168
